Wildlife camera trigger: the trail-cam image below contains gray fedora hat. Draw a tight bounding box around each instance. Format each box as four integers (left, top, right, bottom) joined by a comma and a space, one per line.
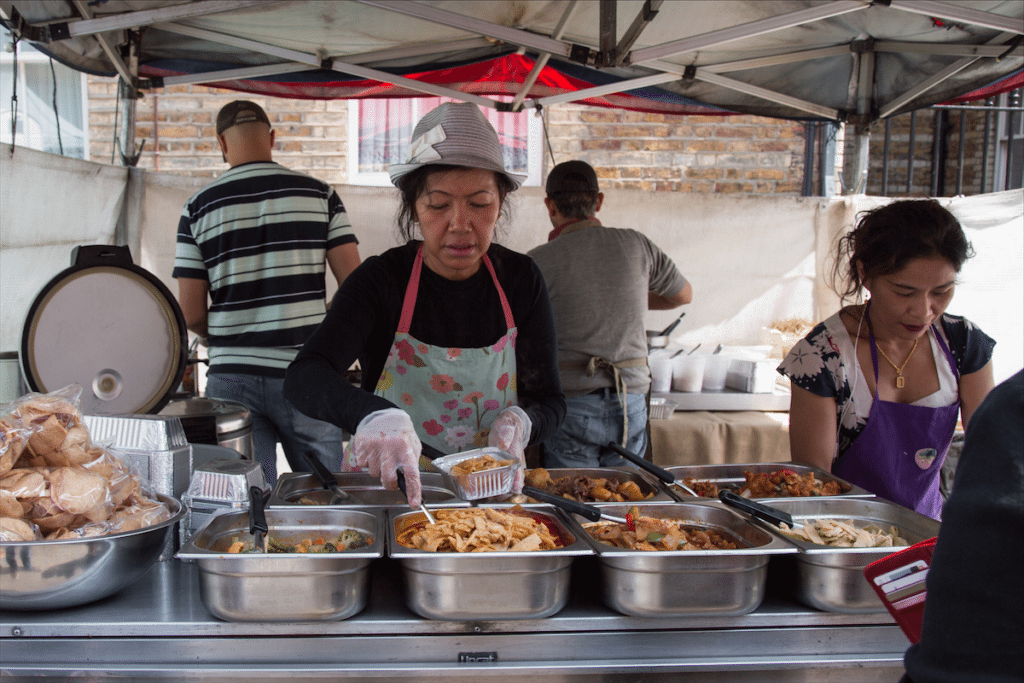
388, 101, 526, 191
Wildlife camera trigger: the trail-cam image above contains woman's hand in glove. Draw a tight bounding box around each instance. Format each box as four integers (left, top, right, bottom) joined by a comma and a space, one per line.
351, 408, 422, 508
488, 406, 532, 493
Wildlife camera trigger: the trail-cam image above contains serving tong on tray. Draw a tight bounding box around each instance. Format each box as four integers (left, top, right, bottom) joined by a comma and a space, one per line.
602, 441, 701, 497
303, 452, 360, 504
522, 486, 631, 526
248, 486, 270, 553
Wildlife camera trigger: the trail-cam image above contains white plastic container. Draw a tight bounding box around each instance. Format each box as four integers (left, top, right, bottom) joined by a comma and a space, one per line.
649, 352, 673, 393
702, 355, 733, 392
672, 354, 706, 392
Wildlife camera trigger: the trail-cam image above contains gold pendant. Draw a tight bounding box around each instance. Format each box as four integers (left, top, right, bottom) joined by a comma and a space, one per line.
896, 376, 905, 389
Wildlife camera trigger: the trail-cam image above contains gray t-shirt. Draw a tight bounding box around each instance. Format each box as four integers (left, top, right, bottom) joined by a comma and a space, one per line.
528, 219, 687, 396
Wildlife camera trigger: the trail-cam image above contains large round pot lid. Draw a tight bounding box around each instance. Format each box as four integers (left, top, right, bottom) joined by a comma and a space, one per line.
20, 245, 187, 415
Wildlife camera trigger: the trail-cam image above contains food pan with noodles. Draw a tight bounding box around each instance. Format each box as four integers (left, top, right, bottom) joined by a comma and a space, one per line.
518, 467, 672, 503
267, 471, 466, 508
176, 507, 383, 622
660, 462, 873, 501
387, 505, 592, 620
563, 502, 795, 618
1, 494, 184, 610
730, 497, 940, 613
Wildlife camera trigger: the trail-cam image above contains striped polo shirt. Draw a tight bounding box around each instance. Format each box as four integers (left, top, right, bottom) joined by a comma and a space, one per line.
172, 162, 357, 377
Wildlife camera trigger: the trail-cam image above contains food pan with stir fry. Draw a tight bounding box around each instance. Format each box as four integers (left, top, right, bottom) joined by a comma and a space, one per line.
560, 502, 794, 617
176, 507, 383, 622
268, 471, 466, 508
387, 505, 592, 620
660, 462, 873, 501
722, 496, 941, 613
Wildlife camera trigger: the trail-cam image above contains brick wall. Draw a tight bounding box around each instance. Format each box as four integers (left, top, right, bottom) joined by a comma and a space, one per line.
87, 78, 810, 194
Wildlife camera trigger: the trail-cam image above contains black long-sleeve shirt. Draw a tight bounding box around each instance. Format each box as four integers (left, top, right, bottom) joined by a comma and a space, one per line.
285, 241, 565, 450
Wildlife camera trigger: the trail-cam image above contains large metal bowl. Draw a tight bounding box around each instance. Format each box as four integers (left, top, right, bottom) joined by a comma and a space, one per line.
388, 505, 592, 620
661, 462, 873, 501
176, 506, 383, 622
268, 471, 465, 508
564, 502, 795, 618
745, 497, 941, 613
0, 494, 184, 610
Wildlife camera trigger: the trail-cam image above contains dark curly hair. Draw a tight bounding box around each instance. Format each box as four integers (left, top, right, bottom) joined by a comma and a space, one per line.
394, 164, 516, 242
832, 199, 974, 304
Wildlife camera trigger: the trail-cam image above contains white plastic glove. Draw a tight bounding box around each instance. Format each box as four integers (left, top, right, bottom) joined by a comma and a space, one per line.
351, 408, 423, 508
488, 405, 532, 494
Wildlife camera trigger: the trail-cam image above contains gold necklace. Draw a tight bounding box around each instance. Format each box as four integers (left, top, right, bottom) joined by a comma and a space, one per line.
876, 338, 919, 389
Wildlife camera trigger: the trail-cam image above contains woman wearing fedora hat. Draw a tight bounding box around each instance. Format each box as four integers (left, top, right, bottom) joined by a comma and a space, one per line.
285, 102, 565, 508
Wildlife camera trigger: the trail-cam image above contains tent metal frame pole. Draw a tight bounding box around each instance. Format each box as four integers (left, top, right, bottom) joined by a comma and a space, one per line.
887, 0, 1024, 34
57, 0, 275, 38
510, 0, 580, 112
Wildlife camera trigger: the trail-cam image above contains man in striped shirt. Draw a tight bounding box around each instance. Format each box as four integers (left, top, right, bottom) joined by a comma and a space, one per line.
173, 100, 360, 482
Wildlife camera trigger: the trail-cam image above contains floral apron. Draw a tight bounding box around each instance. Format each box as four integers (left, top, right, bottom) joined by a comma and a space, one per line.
341, 246, 519, 470
833, 307, 960, 519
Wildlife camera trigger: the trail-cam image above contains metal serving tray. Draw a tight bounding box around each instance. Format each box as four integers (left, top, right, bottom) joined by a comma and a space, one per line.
562, 502, 795, 618
267, 471, 465, 508
741, 497, 940, 614
176, 507, 383, 622
387, 505, 592, 621
661, 462, 873, 501
522, 467, 672, 503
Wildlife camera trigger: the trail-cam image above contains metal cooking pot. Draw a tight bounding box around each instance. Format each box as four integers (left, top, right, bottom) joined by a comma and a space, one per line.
159, 397, 253, 459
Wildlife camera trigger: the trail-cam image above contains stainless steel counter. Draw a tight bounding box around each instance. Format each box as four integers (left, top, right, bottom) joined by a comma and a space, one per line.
1, 556, 909, 682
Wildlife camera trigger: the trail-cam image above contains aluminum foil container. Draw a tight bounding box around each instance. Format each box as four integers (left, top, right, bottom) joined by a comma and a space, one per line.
742, 497, 941, 613
268, 471, 465, 508
564, 502, 795, 618
522, 467, 673, 503
431, 447, 520, 500
388, 505, 592, 620
661, 462, 873, 502
176, 507, 383, 622
0, 494, 185, 610
83, 413, 191, 499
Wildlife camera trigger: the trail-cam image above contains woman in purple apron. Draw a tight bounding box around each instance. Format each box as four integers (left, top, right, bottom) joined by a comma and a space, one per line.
285, 102, 565, 508
779, 200, 995, 518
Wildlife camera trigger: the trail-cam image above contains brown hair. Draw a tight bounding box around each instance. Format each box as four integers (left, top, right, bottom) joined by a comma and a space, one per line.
832, 199, 974, 304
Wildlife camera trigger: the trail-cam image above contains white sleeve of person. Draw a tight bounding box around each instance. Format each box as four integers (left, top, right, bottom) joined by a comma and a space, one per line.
488, 406, 532, 493
352, 408, 423, 508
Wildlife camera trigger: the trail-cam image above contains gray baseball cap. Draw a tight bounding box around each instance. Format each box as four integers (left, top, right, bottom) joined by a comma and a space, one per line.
216, 100, 270, 135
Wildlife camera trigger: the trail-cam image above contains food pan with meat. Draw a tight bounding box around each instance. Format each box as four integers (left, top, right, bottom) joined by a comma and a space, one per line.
660, 462, 872, 501
724, 496, 940, 613
515, 467, 670, 504
387, 505, 592, 620
559, 502, 794, 617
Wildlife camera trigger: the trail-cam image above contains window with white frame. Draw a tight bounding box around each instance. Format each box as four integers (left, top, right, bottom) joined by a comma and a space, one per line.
347, 96, 542, 186
0, 27, 90, 160
993, 87, 1023, 192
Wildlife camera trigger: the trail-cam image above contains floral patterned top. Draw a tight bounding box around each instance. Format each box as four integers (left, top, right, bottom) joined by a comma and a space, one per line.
777, 310, 995, 465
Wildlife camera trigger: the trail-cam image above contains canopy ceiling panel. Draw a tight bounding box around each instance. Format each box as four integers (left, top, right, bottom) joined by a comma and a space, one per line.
1, 0, 1021, 121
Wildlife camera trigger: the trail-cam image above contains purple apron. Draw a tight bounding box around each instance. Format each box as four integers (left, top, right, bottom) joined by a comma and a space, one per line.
833, 312, 960, 520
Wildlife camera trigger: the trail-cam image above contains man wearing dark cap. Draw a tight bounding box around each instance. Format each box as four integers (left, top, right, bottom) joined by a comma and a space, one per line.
173, 100, 361, 482
528, 160, 692, 467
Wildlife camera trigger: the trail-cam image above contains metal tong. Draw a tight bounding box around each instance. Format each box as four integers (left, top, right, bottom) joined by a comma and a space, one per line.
248, 485, 270, 553
522, 486, 630, 525
717, 489, 798, 529
397, 468, 436, 524
603, 441, 701, 497
303, 452, 357, 504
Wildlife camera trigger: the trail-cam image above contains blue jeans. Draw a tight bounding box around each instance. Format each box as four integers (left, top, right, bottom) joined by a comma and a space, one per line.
205, 373, 347, 483
542, 389, 648, 468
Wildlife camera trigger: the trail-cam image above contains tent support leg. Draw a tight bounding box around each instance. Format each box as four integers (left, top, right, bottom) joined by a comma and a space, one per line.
842, 124, 870, 195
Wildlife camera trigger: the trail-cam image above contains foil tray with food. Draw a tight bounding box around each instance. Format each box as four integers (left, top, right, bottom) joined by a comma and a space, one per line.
267, 471, 466, 508
561, 502, 794, 618
733, 497, 941, 614
387, 505, 592, 620
661, 462, 873, 501
176, 507, 383, 622
519, 467, 672, 503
